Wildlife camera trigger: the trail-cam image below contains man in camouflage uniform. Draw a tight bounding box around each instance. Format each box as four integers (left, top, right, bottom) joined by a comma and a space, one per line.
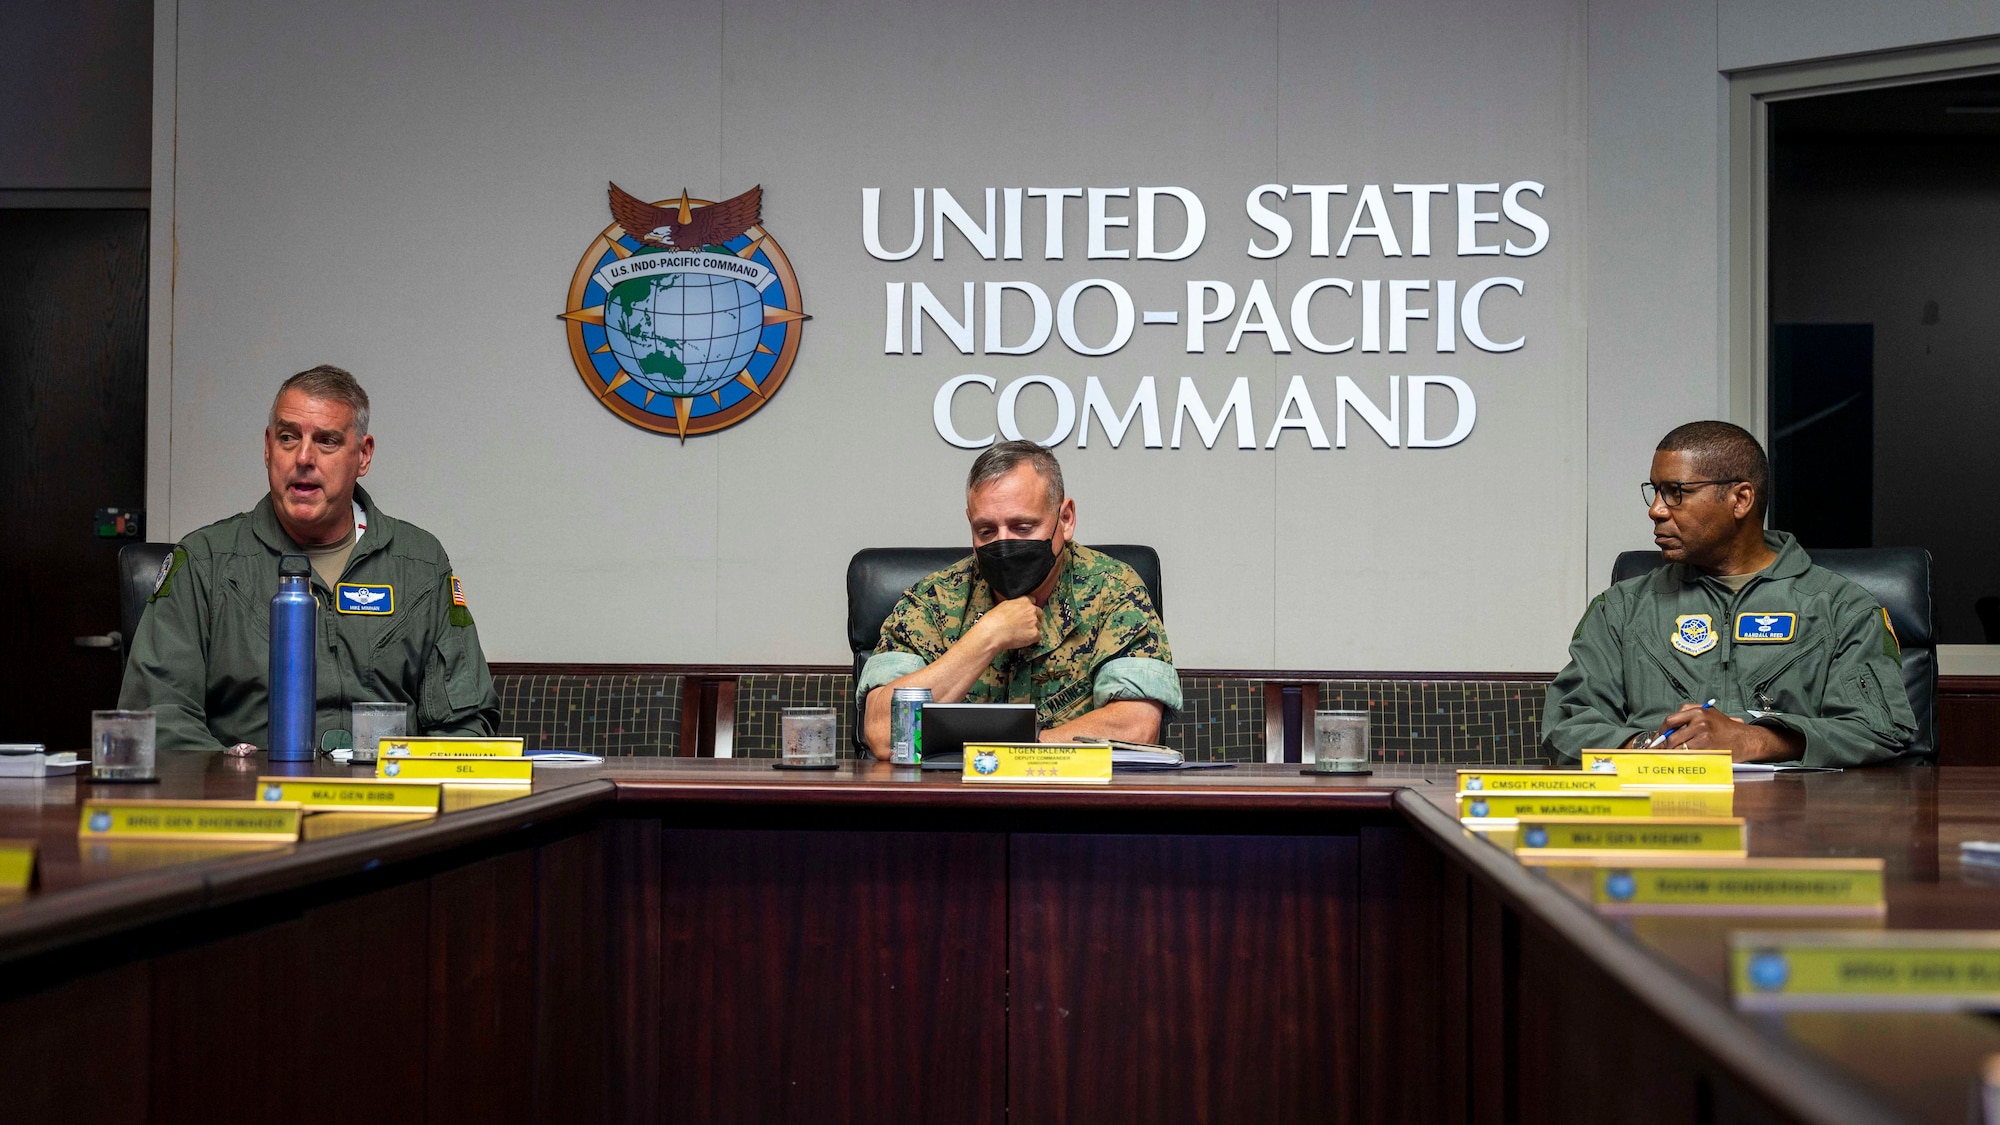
121, 365, 498, 752
1542, 421, 1914, 766
858, 440, 1180, 758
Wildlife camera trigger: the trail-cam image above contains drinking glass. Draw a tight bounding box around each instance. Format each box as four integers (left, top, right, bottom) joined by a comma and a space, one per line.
780, 707, 837, 766
350, 702, 408, 764
1311, 710, 1371, 772
91, 709, 156, 781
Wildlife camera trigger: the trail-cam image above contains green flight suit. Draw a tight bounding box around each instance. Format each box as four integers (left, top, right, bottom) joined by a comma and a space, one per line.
858, 543, 1182, 731
1541, 531, 1916, 767
119, 486, 499, 752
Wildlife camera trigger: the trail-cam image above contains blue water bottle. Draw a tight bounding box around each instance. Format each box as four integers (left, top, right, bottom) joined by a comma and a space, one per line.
268, 555, 317, 761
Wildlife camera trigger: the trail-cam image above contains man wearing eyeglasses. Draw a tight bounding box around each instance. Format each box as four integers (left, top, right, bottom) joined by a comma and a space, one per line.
1542, 421, 1915, 766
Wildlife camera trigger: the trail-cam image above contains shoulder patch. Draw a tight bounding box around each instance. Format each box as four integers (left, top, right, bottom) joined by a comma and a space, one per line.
1881, 606, 1900, 660
148, 548, 188, 603
1572, 593, 1606, 641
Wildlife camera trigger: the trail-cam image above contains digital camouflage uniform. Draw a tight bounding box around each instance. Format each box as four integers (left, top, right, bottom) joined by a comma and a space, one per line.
858, 543, 1181, 730
120, 485, 499, 752
1541, 531, 1916, 767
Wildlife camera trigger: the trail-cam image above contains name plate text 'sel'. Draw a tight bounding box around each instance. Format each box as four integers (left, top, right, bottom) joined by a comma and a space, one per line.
379, 736, 525, 758
1591, 858, 1884, 914
1513, 817, 1747, 859
1457, 770, 1624, 794
255, 777, 442, 814
78, 800, 302, 843
1733, 931, 2000, 1010
962, 742, 1113, 785
0, 840, 34, 892
1581, 751, 1732, 787
1458, 793, 1653, 822
378, 756, 535, 783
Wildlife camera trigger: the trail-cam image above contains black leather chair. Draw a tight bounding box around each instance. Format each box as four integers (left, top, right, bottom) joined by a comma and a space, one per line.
1609, 547, 1937, 758
845, 545, 1164, 751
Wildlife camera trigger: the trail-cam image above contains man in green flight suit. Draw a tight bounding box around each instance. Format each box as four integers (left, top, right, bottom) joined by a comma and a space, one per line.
1542, 421, 1914, 766
858, 440, 1181, 759
121, 365, 498, 752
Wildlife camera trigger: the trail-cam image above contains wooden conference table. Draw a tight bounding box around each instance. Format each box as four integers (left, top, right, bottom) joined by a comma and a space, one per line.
0, 753, 1994, 1124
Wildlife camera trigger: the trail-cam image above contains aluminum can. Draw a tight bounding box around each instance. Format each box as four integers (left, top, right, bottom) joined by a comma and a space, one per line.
890, 687, 933, 765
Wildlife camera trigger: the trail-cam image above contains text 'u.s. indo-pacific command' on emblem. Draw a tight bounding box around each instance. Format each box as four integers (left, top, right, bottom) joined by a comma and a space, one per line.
561, 183, 809, 439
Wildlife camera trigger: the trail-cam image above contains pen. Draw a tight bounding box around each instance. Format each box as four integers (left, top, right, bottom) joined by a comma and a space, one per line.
1646, 698, 1718, 749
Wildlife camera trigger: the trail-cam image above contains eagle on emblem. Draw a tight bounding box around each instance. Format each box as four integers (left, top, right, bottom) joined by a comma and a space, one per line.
606, 182, 763, 250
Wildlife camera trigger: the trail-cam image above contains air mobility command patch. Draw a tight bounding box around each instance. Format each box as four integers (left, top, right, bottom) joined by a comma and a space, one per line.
335, 583, 394, 615
148, 548, 187, 603
1734, 612, 1797, 643
1672, 614, 1716, 656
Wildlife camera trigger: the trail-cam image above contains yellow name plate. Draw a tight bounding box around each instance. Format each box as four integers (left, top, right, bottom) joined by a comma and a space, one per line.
1459, 793, 1654, 822
1458, 770, 1624, 795
79, 800, 302, 843
0, 839, 34, 892
378, 756, 534, 783
379, 736, 525, 758
1733, 931, 2000, 1010
302, 812, 435, 841
1647, 788, 1735, 817
962, 742, 1112, 785
1588, 857, 1884, 914
442, 783, 534, 813
1581, 751, 1732, 787
256, 776, 441, 813
1514, 817, 1747, 860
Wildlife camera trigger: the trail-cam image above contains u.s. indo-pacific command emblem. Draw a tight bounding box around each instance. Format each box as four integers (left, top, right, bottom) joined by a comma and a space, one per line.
560, 182, 809, 439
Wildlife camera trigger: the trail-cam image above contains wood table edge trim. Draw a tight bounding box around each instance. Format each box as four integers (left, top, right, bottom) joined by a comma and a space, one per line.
606, 774, 1407, 811
0, 779, 618, 968
1392, 789, 1909, 1125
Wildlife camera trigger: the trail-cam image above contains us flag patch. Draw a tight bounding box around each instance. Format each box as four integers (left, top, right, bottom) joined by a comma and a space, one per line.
451, 576, 468, 607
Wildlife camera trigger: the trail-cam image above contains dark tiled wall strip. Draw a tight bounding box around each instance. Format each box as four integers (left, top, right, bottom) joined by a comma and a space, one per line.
492, 672, 1550, 765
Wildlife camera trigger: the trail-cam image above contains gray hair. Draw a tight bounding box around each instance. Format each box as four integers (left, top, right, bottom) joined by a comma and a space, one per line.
272, 364, 371, 437
967, 439, 1065, 509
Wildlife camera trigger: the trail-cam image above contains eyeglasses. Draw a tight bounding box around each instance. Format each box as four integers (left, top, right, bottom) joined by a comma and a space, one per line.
1641, 479, 1745, 508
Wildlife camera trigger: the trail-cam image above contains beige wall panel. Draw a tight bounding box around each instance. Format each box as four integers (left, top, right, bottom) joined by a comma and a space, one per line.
1268, 0, 1587, 671
710, 0, 1281, 666
1720, 0, 2000, 72
164, 0, 724, 660
1584, 0, 1726, 596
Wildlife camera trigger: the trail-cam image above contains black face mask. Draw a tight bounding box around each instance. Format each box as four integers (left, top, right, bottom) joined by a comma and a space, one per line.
976, 537, 1061, 600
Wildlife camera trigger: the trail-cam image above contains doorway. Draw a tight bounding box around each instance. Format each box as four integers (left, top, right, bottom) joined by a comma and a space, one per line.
0, 209, 150, 749
1766, 73, 2000, 644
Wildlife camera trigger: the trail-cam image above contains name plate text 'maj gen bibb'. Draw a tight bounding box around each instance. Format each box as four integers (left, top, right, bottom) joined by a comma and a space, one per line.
255, 777, 442, 814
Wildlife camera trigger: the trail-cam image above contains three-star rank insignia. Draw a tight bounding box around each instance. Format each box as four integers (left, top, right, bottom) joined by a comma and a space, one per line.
1672, 614, 1717, 656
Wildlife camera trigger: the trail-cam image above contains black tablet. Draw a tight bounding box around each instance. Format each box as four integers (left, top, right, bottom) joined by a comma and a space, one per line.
916, 702, 1037, 768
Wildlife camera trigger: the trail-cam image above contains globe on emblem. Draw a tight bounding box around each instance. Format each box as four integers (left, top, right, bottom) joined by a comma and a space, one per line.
602, 266, 767, 398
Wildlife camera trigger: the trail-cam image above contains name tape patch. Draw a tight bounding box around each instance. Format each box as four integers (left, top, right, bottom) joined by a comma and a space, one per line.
1735, 611, 1797, 643
335, 582, 394, 615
